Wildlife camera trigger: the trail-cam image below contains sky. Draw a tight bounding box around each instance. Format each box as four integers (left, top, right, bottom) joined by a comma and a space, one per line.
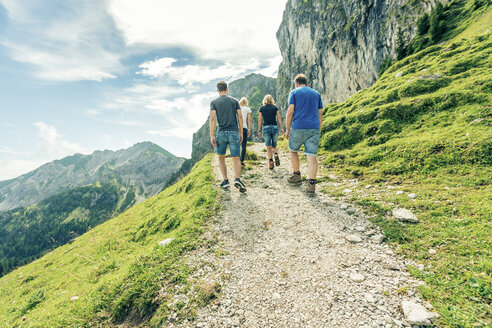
0, 0, 287, 181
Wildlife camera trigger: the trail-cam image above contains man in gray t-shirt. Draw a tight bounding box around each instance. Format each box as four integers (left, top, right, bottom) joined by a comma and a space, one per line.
209, 81, 246, 192
211, 96, 240, 132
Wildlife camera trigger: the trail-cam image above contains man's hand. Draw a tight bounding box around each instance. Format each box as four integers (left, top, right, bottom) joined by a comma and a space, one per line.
239, 132, 243, 143
285, 129, 290, 140
210, 135, 216, 147
258, 131, 262, 138
281, 128, 285, 135
247, 130, 251, 137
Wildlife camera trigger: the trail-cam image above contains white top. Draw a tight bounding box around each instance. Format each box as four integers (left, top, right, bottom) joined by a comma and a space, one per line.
240, 106, 252, 130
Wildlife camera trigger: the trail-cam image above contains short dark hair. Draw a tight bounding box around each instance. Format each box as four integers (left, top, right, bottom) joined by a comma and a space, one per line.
217, 81, 227, 92
294, 74, 307, 85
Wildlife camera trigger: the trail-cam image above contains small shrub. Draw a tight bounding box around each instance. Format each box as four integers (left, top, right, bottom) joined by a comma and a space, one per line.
448, 57, 483, 75
356, 108, 379, 123
244, 150, 258, 161
396, 28, 407, 60
367, 134, 391, 146
399, 77, 451, 98
379, 57, 393, 76
196, 281, 221, 306
379, 120, 399, 134
21, 289, 45, 315
430, 2, 445, 43
473, 0, 485, 9
384, 89, 400, 103
417, 13, 430, 36
363, 122, 379, 137
322, 124, 364, 151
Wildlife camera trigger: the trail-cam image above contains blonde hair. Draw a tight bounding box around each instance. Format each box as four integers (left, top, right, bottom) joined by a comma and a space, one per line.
239, 97, 248, 106
262, 94, 275, 105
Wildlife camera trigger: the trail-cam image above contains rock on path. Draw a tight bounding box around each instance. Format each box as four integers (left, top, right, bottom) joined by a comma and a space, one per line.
173, 144, 430, 328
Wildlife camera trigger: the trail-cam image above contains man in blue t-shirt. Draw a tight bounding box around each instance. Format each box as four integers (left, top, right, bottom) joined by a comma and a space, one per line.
285, 74, 323, 195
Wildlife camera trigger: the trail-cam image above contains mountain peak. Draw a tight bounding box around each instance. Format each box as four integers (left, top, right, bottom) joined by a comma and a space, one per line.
0, 142, 184, 211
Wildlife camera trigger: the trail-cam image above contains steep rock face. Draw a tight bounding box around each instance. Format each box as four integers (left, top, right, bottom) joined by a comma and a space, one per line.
276, 0, 445, 108
191, 73, 277, 162
0, 142, 184, 211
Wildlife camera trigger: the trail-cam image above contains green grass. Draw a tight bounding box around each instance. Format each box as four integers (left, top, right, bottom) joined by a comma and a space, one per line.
317, 4, 492, 327
0, 154, 219, 327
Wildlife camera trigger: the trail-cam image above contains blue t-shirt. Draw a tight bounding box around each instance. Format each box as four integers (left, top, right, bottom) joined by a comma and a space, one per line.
288, 86, 323, 129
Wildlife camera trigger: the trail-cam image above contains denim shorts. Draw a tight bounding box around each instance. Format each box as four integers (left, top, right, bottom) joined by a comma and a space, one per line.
288, 128, 320, 156
216, 131, 240, 157
262, 125, 279, 147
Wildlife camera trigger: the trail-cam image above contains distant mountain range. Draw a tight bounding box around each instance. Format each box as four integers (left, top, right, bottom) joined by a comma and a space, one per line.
0, 142, 184, 211
0, 142, 185, 276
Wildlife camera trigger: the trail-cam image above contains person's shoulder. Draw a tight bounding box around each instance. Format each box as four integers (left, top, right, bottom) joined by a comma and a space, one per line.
211, 96, 223, 103
308, 87, 321, 96
210, 97, 219, 108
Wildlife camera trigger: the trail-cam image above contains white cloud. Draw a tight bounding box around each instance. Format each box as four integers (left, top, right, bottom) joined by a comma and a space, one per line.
0, 159, 45, 181
145, 92, 214, 140
33, 121, 86, 156
0, 123, 87, 181
256, 56, 283, 78
104, 81, 185, 114
108, 0, 286, 63
0, 146, 22, 155
137, 57, 255, 86
0, 0, 122, 81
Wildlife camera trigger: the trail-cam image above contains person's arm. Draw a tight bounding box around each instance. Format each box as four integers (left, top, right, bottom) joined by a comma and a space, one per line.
237, 109, 243, 143
247, 112, 252, 137
285, 104, 295, 139
276, 110, 284, 135
258, 112, 263, 138
318, 108, 323, 128
210, 110, 216, 147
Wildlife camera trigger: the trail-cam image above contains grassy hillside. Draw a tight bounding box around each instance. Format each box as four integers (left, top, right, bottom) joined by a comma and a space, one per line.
317, 3, 491, 327
0, 182, 133, 277
0, 154, 219, 327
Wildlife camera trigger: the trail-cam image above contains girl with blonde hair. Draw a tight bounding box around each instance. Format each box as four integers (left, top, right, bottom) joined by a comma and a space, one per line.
239, 97, 252, 167
258, 94, 284, 169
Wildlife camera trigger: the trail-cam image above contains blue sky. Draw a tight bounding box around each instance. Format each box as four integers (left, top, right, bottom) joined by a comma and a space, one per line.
0, 0, 286, 180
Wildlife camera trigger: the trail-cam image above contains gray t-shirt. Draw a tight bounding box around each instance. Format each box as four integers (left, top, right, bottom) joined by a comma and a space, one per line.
210, 95, 240, 132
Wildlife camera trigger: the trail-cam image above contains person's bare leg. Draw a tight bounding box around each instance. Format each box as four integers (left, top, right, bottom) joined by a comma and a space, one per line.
218, 155, 228, 180
290, 151, 300, 172
272, 147, 278, 154
267, 146, 273, 160
232, 157, 241, 179
307, 155, 318, 180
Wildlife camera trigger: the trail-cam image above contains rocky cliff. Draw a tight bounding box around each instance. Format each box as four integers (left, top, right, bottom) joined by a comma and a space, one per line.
0, 142, 184, 211
276, 0, 446, 108
191, 73, 277, 162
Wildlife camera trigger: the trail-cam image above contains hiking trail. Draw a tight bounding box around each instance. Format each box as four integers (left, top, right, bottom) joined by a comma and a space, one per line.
172, 143, 437, 328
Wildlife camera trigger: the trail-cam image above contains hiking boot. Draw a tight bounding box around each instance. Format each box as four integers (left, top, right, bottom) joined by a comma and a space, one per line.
287, 173, 302, 184
234, 178, 247, 193
269, 160, 274, 170
306, 181, 316, 196
220, 179, 230, 189
274, 154, 280, 166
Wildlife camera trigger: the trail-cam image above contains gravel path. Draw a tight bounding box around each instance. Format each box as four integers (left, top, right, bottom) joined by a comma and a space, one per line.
175, 143, 433, 328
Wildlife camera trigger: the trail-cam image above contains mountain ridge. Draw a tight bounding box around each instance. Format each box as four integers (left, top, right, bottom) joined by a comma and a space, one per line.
0, 141, 184, 211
